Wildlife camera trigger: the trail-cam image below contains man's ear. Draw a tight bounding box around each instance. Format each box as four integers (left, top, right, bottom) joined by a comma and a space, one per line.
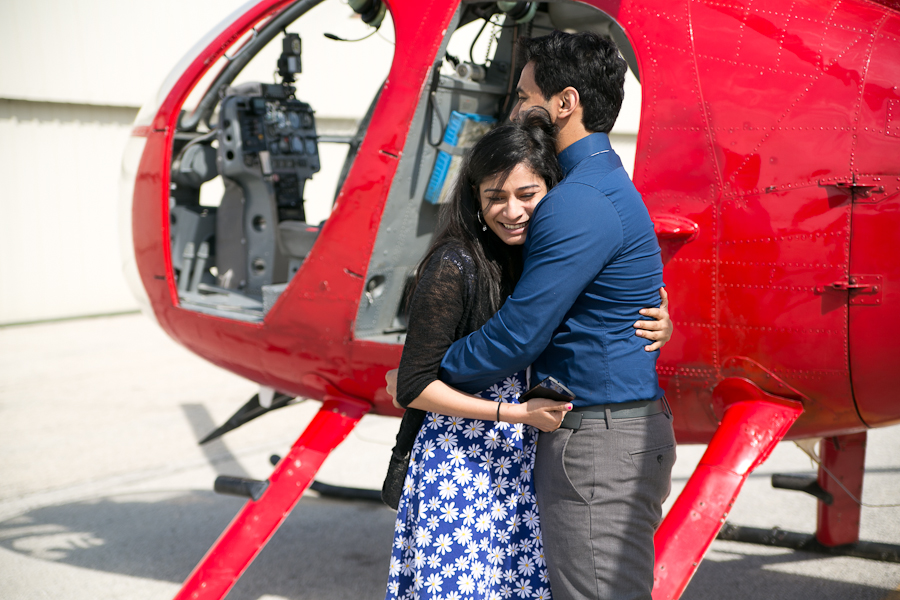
557, 87, 580, 120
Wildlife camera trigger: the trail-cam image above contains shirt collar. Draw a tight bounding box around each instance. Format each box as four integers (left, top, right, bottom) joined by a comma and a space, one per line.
557, 133, 613, 177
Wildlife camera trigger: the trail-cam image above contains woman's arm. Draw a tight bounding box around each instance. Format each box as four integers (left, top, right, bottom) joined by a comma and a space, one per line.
387, 370, 570, 432
633, 287, 673, 351
395, 248, 470, 409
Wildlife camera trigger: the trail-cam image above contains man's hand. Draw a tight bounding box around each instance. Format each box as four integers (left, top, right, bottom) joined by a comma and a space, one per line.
633, 287, 672, 352
385, 369, 401, 409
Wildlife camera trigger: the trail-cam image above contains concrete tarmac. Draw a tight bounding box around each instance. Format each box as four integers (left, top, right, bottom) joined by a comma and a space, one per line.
1, 313, 898, 600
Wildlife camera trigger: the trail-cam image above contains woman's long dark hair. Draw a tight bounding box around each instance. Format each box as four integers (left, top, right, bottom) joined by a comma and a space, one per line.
413, 109, 563, 316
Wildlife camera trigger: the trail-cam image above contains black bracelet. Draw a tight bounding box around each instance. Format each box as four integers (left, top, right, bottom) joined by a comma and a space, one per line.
496, 402, 501, 422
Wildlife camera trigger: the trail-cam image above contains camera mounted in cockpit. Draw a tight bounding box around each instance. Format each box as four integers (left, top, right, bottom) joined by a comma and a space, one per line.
277, 33, 303, 83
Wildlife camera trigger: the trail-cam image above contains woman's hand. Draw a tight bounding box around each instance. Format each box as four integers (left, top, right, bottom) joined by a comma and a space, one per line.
634, 287, 673, 351
385, 369, 402, 409
504, 398, 572, 432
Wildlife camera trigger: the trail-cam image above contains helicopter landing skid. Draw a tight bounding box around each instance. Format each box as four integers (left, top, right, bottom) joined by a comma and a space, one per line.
651, 378, 804, 600
172, 395, 371, 600
716, 522, 900, 563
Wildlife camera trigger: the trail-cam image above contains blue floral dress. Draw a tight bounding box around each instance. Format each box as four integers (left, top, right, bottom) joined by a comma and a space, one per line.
385, 371, 552, 600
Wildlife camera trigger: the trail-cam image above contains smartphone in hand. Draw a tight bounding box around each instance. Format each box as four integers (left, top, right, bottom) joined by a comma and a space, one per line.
519, 376, 576, 403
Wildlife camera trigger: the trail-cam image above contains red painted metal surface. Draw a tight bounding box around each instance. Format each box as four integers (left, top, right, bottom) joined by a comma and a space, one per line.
816, 431, 868, 546
128, 0, 900, 442
172, 396, 369, 600
847, 11, 900, 427
124, 1, 900, 599
611, 0, 900, 442
652, 378, 803, 600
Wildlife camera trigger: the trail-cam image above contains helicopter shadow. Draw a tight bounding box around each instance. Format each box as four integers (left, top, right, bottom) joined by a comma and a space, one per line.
0, 490, 894, 600
683, 541, 895, 600
0, 490, 395, 600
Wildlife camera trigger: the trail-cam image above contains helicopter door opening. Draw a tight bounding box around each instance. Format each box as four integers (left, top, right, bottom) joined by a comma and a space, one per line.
167, 0, 393, 322
354, 1, 643, 343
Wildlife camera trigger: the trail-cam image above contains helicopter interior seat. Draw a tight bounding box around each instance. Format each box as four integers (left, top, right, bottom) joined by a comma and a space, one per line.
253, 219, 321, 313
277, 220, 320, 265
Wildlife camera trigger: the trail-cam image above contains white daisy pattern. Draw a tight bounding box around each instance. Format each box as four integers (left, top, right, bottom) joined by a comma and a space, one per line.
385, 371, 550, 600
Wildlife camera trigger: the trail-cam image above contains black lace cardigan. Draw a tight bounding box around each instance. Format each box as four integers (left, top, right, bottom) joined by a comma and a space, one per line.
382, 242, 496, 508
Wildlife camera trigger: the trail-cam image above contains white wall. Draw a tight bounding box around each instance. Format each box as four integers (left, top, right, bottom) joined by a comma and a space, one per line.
0, 100, 139, 323
0, 1, 248, 107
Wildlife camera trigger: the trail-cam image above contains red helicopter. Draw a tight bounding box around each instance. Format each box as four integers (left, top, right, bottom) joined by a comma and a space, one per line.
120, 0, 900, 598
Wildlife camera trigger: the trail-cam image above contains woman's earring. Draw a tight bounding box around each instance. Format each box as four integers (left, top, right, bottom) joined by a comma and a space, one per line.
477, 211, 487, 232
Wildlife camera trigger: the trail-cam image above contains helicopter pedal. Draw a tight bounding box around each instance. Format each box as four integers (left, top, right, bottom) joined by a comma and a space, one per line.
213, 475, 269, 501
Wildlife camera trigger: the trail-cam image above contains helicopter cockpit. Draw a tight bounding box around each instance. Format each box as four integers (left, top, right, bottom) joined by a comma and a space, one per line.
168, 7, 334, 321
164, 0, 639, 331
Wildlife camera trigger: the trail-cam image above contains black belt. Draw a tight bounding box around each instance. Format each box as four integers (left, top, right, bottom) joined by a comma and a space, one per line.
560, 398, 665, 430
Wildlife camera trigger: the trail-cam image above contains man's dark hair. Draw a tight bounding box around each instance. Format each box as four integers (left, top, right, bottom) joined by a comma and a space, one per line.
518, 30, 627, 134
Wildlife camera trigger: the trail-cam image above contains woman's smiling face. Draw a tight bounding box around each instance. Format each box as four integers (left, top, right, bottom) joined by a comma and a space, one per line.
478, 163, 547, 246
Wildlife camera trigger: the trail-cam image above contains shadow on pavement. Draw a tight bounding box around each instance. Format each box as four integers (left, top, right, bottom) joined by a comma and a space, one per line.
0, 490, 394, 600
684, 542, 892, 600
0, 491, 892, 600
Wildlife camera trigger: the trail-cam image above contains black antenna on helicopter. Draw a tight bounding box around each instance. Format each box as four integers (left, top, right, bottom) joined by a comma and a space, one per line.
324, 0, 385, 42
324, 28, 379, 43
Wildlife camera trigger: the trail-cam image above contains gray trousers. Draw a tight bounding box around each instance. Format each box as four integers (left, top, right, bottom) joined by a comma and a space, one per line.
534, 410, 675, 600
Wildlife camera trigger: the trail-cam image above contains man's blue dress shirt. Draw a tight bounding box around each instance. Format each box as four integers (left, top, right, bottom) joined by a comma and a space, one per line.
439, 133, 664, 406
